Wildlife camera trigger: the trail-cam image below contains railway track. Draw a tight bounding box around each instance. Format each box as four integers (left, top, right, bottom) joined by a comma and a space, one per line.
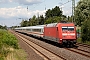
19, 33, 90, 60
64, 43, 90, 59
75, 43, 90, 55
10, 30, 90, 60
76, 43, 90, 48
11, 30, 65, 60
65, 48, 90, 58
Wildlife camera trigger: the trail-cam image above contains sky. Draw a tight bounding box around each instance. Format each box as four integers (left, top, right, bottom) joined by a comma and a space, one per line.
0, 0, 79, 27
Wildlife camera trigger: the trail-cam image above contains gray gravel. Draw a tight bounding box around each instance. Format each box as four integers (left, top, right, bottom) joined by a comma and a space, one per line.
13, 29, 90, 60
23, 34, 90, 60
78, 46, 90, 53
15, 33, 44, 60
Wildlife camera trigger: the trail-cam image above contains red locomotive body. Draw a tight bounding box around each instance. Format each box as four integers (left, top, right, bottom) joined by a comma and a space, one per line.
44, 23, 76, 45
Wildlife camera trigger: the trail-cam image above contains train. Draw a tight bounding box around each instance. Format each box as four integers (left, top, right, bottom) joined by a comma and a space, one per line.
15, 22, 77, 46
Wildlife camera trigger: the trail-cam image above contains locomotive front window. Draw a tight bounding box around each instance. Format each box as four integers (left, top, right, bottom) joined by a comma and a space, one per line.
62, 27, 74, 31
68, 27, 74, 31
62, 27, 68, 31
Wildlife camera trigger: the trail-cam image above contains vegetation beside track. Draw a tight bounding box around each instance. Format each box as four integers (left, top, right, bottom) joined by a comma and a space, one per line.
77, 38, 90, 45
5, 49, 27, 60
76, 26, 90, 45
0, 29, 27, 60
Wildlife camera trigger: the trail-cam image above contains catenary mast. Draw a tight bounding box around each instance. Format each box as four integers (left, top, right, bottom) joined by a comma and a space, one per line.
72, 0, 75, 23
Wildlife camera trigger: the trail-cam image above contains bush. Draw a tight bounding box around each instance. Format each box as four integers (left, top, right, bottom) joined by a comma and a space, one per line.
0, 29, 19, 58
81, 18, 90, 42
0, 30, 19, 49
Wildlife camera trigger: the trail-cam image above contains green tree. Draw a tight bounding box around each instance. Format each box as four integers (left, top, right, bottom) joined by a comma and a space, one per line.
20, 20, 28, 27
45, 16, 62, 24
52, 6, 62, 17
45, 6, 62, 19
30, 15, 37, 26
75, 0, 90, 26
0, 25, 7, 29
39, 15, 45, 25
45, 6, 65, 24
45, 9, 52, 19
81, 17, 90, 42
67, 16, 72, 22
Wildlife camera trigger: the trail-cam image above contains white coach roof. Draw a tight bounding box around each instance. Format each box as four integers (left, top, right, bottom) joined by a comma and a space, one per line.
15, 25, 45, 30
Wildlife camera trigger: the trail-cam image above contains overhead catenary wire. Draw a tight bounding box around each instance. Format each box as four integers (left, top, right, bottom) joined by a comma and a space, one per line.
59, 0, 76, 23
59, 0, 72, 6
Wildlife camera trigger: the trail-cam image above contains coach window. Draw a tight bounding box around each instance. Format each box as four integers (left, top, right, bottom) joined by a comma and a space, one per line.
33, 29, 41, 32
26, 29, 31, 31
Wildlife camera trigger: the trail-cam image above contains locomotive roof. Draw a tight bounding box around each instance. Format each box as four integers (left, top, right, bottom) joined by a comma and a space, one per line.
45, 23, 74, 27
46, 23, 58, 27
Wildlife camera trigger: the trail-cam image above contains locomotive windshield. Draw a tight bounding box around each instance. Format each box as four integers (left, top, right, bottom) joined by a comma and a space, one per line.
62, 27, 74, 31
68, 27, 74, 31
62, 27, 67, 31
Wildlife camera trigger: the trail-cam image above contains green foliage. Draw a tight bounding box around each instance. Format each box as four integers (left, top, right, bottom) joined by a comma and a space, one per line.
77, 37, 90, 45
75, 0, 90, 43
45, 6, 62, 19
20, 20, 28, 27
45, 16, 62, 24
74, 0, 90, 43
0, 57, 4, 60
30, 15, 39, 25
67, 16, 72, 22
75, 0, 90, 26
81, 18, 90, 42
20, 15, 45, 26
0, 30, 19, 59
2, 30, 18, 49
1, 30, 18, 48
0, 25, 7, 29
38, 15, 45, 25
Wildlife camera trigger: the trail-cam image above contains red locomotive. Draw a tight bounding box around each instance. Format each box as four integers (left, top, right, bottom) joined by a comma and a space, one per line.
15, 22, 77, 46
44, 23, 77, 45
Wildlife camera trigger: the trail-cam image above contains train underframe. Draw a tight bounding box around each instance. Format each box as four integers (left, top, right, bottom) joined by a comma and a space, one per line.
62, 39, 76, 47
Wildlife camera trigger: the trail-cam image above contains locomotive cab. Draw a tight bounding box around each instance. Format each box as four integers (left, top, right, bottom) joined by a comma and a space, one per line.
58, 23, 77, 45
44, 22, 77, 46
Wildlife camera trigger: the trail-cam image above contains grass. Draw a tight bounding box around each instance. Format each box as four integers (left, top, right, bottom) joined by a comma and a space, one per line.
77, 38, 82, 43
5, 48, 27, 60
77, 38, 90, 45
0, 29, 27, 60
